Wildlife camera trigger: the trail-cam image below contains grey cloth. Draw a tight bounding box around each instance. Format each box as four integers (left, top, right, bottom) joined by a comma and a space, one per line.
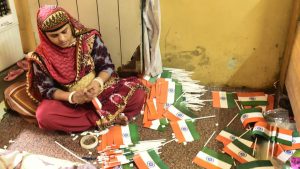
143, 0, 163, 77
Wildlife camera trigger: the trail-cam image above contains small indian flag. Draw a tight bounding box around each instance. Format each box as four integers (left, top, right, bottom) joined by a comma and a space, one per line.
133, 149, 169, 169
236, 160, 274, 169
276, 127, 293, 146
192, 147, 234, 169
223, 140, 256, 164
274, 143, 295, 163
252, 121, 270, 140
216, 128, 253, 147
163, 105, 192, 122
281, 131, 300, 150
212, 91, 235, 108
240, 108, 265, 127
113, 124, 139, 146
144, 118, 169, 131
237, 92, 268, 106
170, 120, 200, 143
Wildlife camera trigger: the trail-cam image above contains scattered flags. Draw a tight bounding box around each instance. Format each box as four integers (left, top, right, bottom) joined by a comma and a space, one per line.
216, 128, 253, 147
240, 108, 265, 127
223, 140, 256, 163
237, 92, 268, 107
273, 143, 295, 163
276, 127, 293, 146
170, 120, 200, 143
133, 149, 169, 169
163, 105, 193, 122
281, 131, 300, 150
212, 91, 235, 108
193, 147, 234, 169
236, 160, 274, 169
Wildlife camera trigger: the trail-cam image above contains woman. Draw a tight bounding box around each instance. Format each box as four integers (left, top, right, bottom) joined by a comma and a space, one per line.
26, 5, 146, 132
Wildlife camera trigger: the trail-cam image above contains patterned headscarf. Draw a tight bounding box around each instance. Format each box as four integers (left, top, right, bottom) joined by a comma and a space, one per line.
27, 5, 100, 102
34, 5, 98, 84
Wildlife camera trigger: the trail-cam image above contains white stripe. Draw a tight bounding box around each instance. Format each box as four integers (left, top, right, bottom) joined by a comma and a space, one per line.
292, 137, 300, 144
219, 131, 253, 147
277, 133, 292, 142
253, 126, 270, 137
219, 91, 228, 108
167, 81, 175, 105
139, 151, 161, 169
149, 119, 161, 130
116, 155, 131, 164
226, 143, 256, 162
196, 151, 232, 169
240, 113, 263, 123
121, 125, 133, 145
178, 120, 194, 142
168, 105, 192, 120
277, 150, 295, 162
153, 98, 158, 111
238, 95, 267, 102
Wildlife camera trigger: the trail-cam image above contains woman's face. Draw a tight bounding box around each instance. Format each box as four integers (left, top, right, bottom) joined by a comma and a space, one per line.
45, 24, 75, 48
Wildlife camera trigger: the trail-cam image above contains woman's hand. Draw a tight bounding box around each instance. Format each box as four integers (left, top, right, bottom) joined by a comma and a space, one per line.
84, 80, 103, 102
72, 90, 89, 104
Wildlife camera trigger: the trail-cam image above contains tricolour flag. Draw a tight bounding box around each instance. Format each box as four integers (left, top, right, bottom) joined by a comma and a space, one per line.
163, 105, 192, 122
212, 91, 235, 108
252, 121, 270, 140
216, 128, 253, 147
276, 127, 293, 146
223, 140, 256, 163
274, 143, 295, 163
170, 120, 200, 143
113, 124, 139, 146
133, 149, 169, 169
240, 108, 265, 127
192, 147, 234, 169
236, 160, 274, 169
237, 92, 268, 106
144, 118, 169, 131
281, 131, 300, 150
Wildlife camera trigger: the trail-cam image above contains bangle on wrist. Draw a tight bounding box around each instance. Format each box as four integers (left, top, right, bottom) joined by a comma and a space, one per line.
68, 91, 76, 104
93, 77, 104, 89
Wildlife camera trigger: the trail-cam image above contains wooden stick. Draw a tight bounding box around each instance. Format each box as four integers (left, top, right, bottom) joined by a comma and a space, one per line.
266, 139, 270, 159
193, 115, 216, 120
162, 138, 176, 146
55, 141, 89, 164
252, 137, 257, 156
204, 131, 216, 147
226, 114, 238, 127
238, 128, 252, 138
271, 125, 277, 158
234, 99, 241, 110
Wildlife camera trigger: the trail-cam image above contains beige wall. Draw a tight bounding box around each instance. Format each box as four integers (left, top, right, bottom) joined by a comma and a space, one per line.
160, 0, 293, 88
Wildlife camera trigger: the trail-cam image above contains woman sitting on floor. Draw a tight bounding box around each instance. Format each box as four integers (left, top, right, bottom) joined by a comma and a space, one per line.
24, 5, 146, 133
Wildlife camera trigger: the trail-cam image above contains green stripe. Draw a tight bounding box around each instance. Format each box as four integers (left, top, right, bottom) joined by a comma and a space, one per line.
129, 124, 139, 144
121, 163, 134, 169
157, 125, 167, 132
236, 160, 273, 169
174, 102, 197, 118
252, 130, 270, 140
240, 108, 262, 115
148, 149, 169, 169
226, 93, 236, 108
202, 147, 234, 164
240, 101, 268, 106
185, 120, 200, 140
174, 82, 184, 103
148, 75, 159, 83
160, 70, 172, 78
159, 118, 169, 125
293, 131, 300, 137
277, 138, 292, 146
232, 140, 253, 155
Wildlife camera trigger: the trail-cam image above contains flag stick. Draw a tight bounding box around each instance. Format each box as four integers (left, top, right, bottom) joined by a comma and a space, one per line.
234, 99, 241, 110
266, 139, 270, 159
204, 131, 216, 147
271, 125, 277, 158
238, 128, 251, 138
199, 99, 213, 102
55, 141, 90, 164
193, 115, 216, 120
252, 137, 257, 156
174, 92, 186, 103
162, 138, 176, 146
226, 114, 238, 127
